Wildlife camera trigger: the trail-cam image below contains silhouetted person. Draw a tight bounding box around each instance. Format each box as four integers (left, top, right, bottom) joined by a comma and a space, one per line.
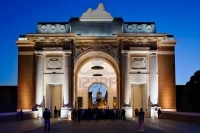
158, 108, 162, 118
110, 109, 115, 120
77, 108, 82, 121
87, 109, 92, 121
20, 109, 23, 121
135, 108, 139, 117
138, 108, 145, 132
72, 108, 77, 121
121, 108, 126, 120
82, 109, 85, 120
54, 106, 57, 117
43, 108, 51, 132
58, 109, 60, 116
94, 107, 99, 120
102, 109, 106, 120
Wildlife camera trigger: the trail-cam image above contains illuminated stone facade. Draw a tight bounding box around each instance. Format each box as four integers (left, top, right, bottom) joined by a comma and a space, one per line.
16, 3, 176, 118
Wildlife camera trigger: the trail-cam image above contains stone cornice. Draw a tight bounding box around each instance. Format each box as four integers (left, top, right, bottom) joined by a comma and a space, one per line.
117, 33, 166, 36
26, 34, 76, 42
117, 33, 166, 43
35, 50, 72, 55
158, 51, 175, 55
18, 51, 35, 55
157, 40, 177, 47
26, 33, 77, 37
121, 50, 151, 54
118, 33, 177, 47
16, 40, 35, 47
75, 36, 118, 43
16, 33, 176, 48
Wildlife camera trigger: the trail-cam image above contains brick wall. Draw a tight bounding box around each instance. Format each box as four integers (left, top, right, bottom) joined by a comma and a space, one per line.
158, 46, 176, 109
17, 47, 36, 109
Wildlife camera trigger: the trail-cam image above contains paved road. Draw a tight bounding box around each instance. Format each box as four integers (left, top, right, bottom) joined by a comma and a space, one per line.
0, 117, 200, 133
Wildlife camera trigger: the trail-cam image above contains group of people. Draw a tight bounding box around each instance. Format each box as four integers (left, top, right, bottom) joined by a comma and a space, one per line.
71, 107, 129, 121
42, 107, 162, 132
53, 106, 60, 117
70, 107, 153, 132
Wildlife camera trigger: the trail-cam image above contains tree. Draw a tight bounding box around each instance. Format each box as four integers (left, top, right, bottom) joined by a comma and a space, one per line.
183, 70, 200, 112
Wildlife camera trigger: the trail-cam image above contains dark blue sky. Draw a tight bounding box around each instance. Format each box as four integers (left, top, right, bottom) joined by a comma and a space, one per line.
0, 0, 200, 85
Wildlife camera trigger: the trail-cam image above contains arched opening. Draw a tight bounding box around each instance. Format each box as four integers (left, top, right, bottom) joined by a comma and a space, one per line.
88, 83, 107, 109
74, 51, 119, 109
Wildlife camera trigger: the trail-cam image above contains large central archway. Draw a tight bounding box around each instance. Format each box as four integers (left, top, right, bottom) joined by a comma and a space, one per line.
74, 51, 119, 109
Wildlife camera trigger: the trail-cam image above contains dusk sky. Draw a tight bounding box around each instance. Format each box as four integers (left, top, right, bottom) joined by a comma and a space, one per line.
0, 0, 200, 85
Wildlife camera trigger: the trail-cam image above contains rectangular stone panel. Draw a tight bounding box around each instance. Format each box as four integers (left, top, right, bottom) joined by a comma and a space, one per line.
70, 18, 123, 36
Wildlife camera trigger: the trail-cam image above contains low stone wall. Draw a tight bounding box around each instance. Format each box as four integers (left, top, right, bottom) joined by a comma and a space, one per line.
162, 111, 200, 124
0, 111, 38, 123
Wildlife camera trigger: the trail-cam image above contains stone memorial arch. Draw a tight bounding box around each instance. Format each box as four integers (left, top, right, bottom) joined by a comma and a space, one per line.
16, 3, 176, 118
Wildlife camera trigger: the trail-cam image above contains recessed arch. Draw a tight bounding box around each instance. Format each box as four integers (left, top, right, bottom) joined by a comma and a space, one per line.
74, 51, 119, 76
74, 51, 120, 109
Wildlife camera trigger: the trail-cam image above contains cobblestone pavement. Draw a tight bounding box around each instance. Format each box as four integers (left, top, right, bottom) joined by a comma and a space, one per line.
131, 118, 200, 133
0, 117, 200, 133
26, 119, 161, 133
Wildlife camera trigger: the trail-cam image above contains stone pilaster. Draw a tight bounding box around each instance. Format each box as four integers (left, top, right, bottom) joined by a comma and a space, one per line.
35, 54, 44, 106
16, 40, 36, 110
63, 53, 71, 106
122, 53, 130, 106
157, 40, 176, 110
149, 53, 158, 106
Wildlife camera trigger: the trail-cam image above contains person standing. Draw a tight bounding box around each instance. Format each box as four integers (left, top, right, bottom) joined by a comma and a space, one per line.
102, 109, 106, 120
72, 108, 77, 121
54, 106, 57, 117
135, 108, 139, 117
121, 108, 126, 120
43, 108, 51, 132
77, 108, 82, 121
20, 109, 24, 121
138, 108, 145, 132
158, 108, 162, 118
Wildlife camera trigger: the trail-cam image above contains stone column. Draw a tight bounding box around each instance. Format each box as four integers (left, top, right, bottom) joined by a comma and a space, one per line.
122, 53, 130, 106
36, 54, 44, 105
74, 76, 77, 109
149, 53, 158, 106
63, 53, 71, 106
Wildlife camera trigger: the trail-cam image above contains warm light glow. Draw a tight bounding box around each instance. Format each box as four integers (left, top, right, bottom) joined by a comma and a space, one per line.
68, 111, 71, 120
160, 87, 175, 108
19, 82, 34, 109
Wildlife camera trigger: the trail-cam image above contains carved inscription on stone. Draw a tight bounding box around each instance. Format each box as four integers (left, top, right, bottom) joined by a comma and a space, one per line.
131, 57, 146, 69
47, 57, 62, 69
73, 43, 119, 61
